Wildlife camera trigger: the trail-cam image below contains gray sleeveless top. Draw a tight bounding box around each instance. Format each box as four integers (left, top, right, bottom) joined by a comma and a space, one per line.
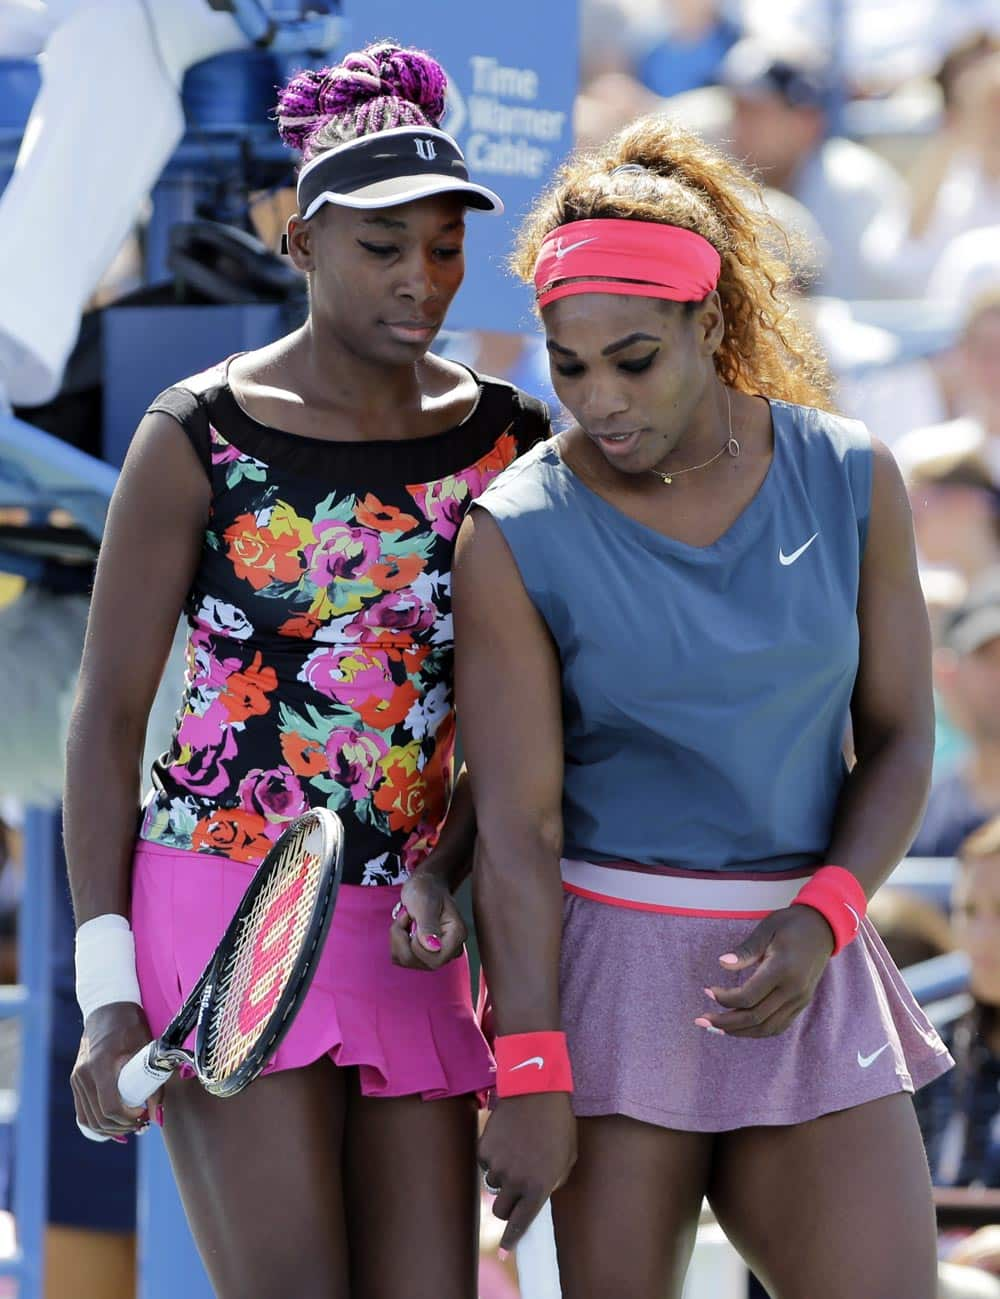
473, 398, 872, 874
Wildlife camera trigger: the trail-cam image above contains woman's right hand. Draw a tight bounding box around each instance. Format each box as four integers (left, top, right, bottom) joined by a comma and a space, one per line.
71, 1003, 160, 1138
478, 1093, 577, 1253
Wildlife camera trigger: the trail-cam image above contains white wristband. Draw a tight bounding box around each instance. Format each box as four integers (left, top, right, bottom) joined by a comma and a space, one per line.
74, 914, 143, 1024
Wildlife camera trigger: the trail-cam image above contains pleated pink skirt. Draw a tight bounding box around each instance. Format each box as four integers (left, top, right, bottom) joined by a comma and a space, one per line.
131, 838, 495, 1100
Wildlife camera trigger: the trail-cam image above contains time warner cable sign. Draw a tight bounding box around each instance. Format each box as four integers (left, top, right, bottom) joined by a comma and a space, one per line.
346, 0, 579, 333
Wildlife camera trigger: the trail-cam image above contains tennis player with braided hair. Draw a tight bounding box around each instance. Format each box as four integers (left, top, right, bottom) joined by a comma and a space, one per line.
65, 41, 547, 1298
454, 117, 953, 1299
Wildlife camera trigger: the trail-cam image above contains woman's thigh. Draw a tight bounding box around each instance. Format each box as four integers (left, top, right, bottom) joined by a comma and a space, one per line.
551, 1114, 713, 1299
709, 1093, 938, 1299
163, 1057, 349, 1299
343, 1080, 480, 1299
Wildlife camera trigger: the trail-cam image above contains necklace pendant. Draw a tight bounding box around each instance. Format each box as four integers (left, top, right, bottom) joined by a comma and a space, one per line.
662, 474, 673, 485
727, 437, 741, 458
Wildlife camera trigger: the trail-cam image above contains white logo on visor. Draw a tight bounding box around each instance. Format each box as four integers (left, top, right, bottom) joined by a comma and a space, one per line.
414, 138, 438, 161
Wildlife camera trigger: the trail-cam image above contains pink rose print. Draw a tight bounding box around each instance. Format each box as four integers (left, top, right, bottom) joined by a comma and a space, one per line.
407, 430, 518, 539
298, 647, 394, 710
237, 766, 309, 822
298, 647, 416, 729
345, 590, 436, 642
189, 630, 243, 696
171, 702, 240, 796
303, 520, 382, 587
325, 728, 389, 798
406, 477, 470, 541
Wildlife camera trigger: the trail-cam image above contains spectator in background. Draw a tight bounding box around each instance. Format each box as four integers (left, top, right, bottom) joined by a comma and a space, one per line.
719, 32, 908, 298
921, 816, 1000, 1189
920, 569, 972, 782
631, 0, 741, 99
917, 817, 1000, 1299
895, 288, 1000, 485
867, 886, 954, 969
907, 449, 1000, 584
912, 573, 1000, 857
870, 42, 1000, 298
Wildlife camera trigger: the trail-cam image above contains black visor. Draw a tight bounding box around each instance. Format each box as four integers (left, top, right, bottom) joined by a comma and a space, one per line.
296, 126, 503, 217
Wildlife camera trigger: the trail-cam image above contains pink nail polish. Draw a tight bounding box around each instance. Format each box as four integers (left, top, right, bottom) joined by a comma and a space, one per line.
703, 987, 719, 1002
423, 934, 442, 951
694, 1016, 713, 1028
155, 1105, 164, 1128
112, 1135, 128, 1145
719, 953, 739, 965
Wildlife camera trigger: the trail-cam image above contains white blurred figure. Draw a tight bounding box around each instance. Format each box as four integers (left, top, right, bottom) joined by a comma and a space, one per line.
0, 0, 249, 410
868, 50, 1000, 296
893, 283, 1000, 485
718, 33, 909, 299
738, 0, 999, 93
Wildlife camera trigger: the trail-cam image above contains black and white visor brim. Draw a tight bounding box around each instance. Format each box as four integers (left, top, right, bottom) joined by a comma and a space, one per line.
296, 125, 503, 217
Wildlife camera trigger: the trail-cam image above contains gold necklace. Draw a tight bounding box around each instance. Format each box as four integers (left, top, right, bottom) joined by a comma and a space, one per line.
648, 387, 741, 486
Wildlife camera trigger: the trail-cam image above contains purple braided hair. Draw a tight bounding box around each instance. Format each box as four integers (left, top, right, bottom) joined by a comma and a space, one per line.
275, 41, 448, 161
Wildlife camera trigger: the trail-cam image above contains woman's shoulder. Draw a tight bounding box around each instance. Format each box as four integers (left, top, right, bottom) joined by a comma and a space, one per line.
770, 396, 872, 460
475, 437, 566, 519
772, 398, 874, 540
144, 359, 233, 478
145, 358, 233, 441
464, 367, 551, 450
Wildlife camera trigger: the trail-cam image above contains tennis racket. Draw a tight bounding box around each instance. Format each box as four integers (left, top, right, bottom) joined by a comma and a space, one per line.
80, 807, 344, 1141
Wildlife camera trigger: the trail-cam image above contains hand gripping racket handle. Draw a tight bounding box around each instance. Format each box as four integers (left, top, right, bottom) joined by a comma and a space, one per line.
76, 1042, 176, 1143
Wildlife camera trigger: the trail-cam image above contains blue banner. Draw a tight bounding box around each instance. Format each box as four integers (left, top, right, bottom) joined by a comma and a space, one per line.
344, 0, 579, 334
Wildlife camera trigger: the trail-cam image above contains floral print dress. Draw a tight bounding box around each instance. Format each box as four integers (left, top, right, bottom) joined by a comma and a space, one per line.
138, 360, 548, 886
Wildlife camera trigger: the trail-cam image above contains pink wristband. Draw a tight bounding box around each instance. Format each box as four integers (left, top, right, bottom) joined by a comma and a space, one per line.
494, 1031, 574, 1098
791, 865, 867, 955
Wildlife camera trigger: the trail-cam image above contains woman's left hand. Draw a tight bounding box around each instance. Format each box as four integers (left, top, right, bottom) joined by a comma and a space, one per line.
700, 905, 836, 1038
390, 872, 468, 971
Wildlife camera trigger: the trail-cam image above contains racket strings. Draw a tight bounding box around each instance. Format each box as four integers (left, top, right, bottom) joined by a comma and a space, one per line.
201, 826, 325, 1081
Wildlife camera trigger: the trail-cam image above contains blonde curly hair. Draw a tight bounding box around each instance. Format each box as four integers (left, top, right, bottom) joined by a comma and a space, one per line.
512, 115, 835, 410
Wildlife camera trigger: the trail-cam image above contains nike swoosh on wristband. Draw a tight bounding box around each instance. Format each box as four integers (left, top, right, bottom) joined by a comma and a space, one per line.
843, 902, 861, 932
510, 1056, 545, 1071
554, 237, 597, 259
778, 532, 819, 566
857, 1042, 891, 1069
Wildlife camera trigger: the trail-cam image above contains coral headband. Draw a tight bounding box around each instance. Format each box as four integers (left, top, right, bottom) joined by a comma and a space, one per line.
533, 218, 721, 309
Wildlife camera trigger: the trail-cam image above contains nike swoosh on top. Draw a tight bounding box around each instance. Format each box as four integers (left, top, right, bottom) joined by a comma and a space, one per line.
554, 238, 597, 259
857, 1043, 891, 1069
510, 1056, 545, 1071
778, 532, 819, 566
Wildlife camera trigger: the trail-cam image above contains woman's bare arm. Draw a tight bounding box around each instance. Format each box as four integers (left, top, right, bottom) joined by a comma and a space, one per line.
825, 436, 936, 890
705, 440, 935, 1036
453, 506, 566, 1031
453, 505, 575, 1250
66, 410, 209, 1135
64, 411, 210, 921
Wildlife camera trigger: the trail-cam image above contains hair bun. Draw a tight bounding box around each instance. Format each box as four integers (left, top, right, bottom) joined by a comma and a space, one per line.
275, 43, 447, 152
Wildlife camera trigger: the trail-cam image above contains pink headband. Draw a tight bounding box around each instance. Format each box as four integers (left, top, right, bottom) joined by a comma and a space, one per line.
533, 218, 721, 309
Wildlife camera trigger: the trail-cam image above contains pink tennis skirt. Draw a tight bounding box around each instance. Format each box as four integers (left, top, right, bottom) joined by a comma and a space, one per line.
558, 859, 954, 1132
130, 838, 495, 1100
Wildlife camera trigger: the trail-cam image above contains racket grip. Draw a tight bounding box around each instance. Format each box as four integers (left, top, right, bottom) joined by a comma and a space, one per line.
75, 1043, 173, 1142
118, 1044, 174, 1108
516, 1201, 562, 1299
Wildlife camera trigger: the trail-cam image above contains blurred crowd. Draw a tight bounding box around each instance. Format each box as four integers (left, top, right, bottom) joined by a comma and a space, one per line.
2, 1, 1000, 1296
